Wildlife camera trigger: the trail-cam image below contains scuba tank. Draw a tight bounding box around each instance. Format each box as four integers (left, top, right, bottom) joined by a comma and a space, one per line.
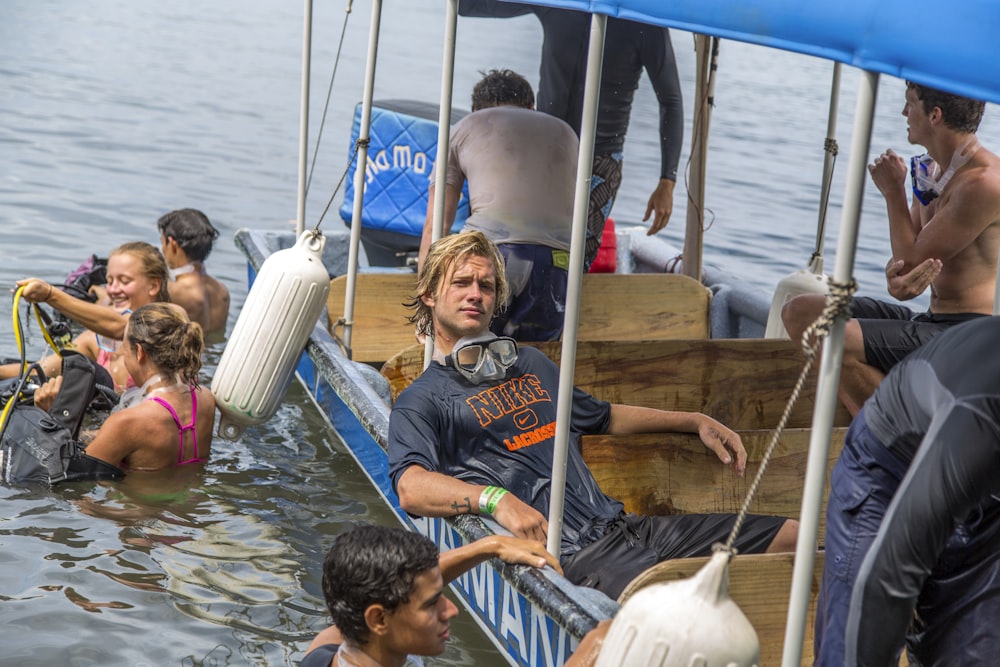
212, 230, 330, 440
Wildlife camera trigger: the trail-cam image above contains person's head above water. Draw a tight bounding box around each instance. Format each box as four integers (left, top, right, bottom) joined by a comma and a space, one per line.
157, 208, 221, 263
106, 241, 171, 310
123, 302, 204, 386
321, 524, 459, 662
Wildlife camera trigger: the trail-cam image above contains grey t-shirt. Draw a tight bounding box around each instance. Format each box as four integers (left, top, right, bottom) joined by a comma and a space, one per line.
438, 105, 577, 250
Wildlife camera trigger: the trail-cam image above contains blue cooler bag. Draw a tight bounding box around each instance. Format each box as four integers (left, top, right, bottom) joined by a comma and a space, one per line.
340, 99, 470, 265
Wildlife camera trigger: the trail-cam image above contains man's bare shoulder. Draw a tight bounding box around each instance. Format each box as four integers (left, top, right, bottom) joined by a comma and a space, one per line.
168, 274, 229, 331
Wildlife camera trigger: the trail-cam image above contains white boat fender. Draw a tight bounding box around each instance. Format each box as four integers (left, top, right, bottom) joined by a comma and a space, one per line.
593, 550, 759, 667
212, 230, 330, 440
764, 260, 830, 339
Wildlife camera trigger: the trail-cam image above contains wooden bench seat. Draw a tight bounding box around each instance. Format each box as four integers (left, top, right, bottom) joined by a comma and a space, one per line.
328, 272, 711, 364
382, 338, 851, 430
581, 428, 846, 545
327, 273, 417, 365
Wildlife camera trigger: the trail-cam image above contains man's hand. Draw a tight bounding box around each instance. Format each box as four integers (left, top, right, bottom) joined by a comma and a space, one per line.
643, 179, 676, 235
488, 535, 563, 574
33, 376, 62, 413
885, 257, 941, 301
867, 149, 908, 199
697, 415, 747, 476
492, 492, 549, 543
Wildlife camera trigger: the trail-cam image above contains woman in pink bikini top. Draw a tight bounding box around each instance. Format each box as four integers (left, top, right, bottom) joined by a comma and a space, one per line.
75, 302, 216, 472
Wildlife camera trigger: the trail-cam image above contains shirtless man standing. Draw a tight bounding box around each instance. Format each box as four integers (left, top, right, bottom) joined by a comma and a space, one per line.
783, 82, 1000, 415
157, 208, 231, 334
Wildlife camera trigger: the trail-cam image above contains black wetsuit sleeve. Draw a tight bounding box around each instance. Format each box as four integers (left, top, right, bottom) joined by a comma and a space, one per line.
846, 406, 1000, 665
644, 29, 683, 181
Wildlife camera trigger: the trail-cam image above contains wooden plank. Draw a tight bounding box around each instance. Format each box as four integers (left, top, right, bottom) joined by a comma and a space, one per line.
577, 273, 710, 340
581, 428, 845, 545
382, 339, 851, 429
327, 273, 416, 364
332, 273, 710, 364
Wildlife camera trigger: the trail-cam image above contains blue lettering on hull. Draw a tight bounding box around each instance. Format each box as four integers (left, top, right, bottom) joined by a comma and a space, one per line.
412, 517, 575, 667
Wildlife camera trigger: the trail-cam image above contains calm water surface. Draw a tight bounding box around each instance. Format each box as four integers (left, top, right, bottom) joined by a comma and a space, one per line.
1, 2, 998, 665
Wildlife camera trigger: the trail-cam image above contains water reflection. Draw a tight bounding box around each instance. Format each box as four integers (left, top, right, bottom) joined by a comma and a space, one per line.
0, 377, 503, 666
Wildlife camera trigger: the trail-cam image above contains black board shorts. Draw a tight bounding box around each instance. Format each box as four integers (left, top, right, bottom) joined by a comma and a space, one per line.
851, 296, 988, 374
561, 511, 786, 601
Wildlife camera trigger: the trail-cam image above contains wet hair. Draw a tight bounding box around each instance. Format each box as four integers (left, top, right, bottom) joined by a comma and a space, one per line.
110, 241, 171, 303
471, 69, 534, 112
126, 303, 204, 385
406, 231, 509, 338
322, 525, 440, 644
157, 208, 221, 262
906, 81, 985, 134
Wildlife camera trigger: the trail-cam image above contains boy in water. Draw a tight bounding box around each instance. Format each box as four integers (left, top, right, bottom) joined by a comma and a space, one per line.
157, 208, 230, 334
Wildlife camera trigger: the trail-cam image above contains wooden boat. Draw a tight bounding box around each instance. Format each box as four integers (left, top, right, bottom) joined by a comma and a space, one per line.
232, 1, 999, 665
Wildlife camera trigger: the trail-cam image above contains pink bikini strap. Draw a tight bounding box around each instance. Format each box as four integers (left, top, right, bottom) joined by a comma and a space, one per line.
147, 386, 201, 464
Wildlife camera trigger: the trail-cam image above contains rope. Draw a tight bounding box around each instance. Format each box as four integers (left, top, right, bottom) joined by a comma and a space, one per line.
329, 316, 354, 360
305, 0, 355, 196
312, 137, 369, 233
721, 277, 856, 553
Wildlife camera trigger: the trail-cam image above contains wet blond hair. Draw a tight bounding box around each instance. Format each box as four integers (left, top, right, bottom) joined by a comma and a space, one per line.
126, 303, 204, 385
110, 241, 171, 303
406, 231, 509, 338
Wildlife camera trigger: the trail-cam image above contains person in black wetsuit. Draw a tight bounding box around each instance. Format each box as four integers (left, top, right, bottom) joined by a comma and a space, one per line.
816, 315, 1000, 666
458, 2, 684, 269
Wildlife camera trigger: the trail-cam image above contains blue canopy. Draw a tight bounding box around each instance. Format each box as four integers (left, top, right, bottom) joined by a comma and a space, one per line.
501, 0, 1000, 105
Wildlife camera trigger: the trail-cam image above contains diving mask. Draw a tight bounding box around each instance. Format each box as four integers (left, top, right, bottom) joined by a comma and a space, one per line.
446, 334, 518, 384
910, 138, 978, 206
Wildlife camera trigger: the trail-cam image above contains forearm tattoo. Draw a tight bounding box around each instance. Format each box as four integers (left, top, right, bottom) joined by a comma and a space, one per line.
451, 496, 473, 514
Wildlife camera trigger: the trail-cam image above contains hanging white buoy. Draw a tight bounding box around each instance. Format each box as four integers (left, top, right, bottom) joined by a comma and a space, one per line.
212, 230, 330, 440
764, 256, 830, 339
593, 550, 759, 667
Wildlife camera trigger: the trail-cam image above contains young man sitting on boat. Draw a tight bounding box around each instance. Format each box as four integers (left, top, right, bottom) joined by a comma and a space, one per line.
388, 231, 797, 600
782, 82, 1000, 416
816, 315, 1000, 666
300, 524, 561, 667
157, 208, 231, 334
418, 68, 578, 341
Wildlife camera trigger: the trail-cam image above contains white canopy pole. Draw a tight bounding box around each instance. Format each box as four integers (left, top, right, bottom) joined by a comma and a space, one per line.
295, 0, 313, 236
341, 0, 383, 357
546, 12, 606, 559
424, 0, 459, 369
810, 62, 843, 274
781, 70, 880, 667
